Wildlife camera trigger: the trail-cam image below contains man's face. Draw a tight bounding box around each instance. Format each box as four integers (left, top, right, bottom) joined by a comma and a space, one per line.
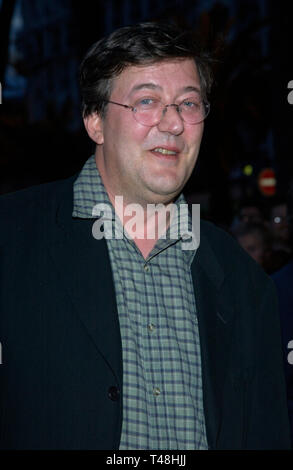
90, 59, 205, 206
240, 206, 263, 224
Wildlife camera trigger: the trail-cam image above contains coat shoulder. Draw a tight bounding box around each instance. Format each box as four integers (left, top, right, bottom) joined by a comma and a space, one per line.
0, 174, 77, 243
0, 175, 76, 210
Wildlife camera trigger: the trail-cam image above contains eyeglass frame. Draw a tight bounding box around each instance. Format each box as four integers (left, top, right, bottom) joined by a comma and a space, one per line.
101, 98, 210, 126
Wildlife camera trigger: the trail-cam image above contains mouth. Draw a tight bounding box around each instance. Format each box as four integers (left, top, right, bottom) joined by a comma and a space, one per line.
149, 146, 180, 160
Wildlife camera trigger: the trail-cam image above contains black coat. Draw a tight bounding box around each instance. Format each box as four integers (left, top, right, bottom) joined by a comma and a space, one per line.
0, 174, 291, 449
272, 260, 293, 445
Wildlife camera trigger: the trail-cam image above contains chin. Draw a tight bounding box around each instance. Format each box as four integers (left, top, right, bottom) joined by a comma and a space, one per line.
148, 183, 182, 201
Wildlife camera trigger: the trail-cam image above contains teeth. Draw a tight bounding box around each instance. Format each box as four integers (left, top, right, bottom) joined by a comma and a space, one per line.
153, 148, 177, 155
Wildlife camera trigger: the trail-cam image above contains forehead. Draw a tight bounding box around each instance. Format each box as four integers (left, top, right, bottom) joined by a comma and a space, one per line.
110, 59, 201, 98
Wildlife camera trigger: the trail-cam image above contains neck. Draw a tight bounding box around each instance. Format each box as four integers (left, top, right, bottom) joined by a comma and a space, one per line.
111, 194, 173, 259
95, 154, 174, 259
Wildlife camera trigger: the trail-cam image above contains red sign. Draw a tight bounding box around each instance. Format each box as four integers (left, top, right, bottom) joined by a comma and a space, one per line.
258, 168, 276, 196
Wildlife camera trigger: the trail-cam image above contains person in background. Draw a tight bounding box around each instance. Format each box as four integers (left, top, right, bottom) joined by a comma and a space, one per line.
238, 201, 265, 225
231, 195, 292, 273
231, 221, 270, 269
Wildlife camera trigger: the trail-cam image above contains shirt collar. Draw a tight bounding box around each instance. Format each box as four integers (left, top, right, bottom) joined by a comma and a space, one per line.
72, 155, 197, 262
72, 154, 110, 219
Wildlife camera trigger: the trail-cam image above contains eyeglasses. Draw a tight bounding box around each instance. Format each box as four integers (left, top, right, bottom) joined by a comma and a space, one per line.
103, 97, 210, 126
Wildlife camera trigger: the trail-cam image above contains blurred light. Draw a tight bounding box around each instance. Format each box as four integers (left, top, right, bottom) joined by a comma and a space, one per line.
258, 168, 276, 196
243, 164, 253, 176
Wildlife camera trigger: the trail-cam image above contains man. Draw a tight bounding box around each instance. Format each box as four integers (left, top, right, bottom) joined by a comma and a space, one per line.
0, 22, 291, 450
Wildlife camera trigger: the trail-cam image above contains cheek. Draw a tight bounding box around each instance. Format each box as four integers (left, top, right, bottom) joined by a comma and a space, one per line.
114, 120, 150, 150
193, 124, 204, 143
185, 125, 204, 151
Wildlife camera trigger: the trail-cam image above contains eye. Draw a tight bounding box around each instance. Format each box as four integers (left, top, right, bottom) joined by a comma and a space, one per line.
134, 97, 159, 108
140, 98, 154, 105
181, 99, 200, 109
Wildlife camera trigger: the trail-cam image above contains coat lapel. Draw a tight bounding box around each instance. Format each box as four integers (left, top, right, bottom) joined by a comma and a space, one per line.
49, 176, 122, 383
191, 228, 234, 449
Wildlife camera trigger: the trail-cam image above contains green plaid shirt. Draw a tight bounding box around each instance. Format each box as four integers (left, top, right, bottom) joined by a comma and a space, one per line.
72, 155, 208, 450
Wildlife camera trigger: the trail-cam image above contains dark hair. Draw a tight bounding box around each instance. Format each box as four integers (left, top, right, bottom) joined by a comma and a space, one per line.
79, 21, 213, 118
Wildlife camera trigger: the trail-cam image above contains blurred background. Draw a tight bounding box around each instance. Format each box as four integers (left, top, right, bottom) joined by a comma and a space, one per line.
1, 0, 293, 272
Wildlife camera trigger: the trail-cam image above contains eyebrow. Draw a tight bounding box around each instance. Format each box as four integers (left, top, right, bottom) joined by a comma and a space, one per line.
129, 83, 163, 94
180, 86, 201, 95
128, 83, 201, 96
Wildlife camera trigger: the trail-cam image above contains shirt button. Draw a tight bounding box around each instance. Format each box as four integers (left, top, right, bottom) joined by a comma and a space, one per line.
153, 387, 161, 396
143, 264, 150, 272
108, 386, 120, 401
148, 323, 156, 332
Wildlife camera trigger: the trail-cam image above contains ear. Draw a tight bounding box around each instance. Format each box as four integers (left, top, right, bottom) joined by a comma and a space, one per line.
83, 113, 104, 145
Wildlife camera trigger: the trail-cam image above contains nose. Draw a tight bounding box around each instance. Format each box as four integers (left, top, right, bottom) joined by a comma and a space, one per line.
157, 104, 184, 135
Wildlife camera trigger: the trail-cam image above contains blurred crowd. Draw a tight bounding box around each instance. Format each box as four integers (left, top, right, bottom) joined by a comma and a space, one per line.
230, 193, 292, 274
